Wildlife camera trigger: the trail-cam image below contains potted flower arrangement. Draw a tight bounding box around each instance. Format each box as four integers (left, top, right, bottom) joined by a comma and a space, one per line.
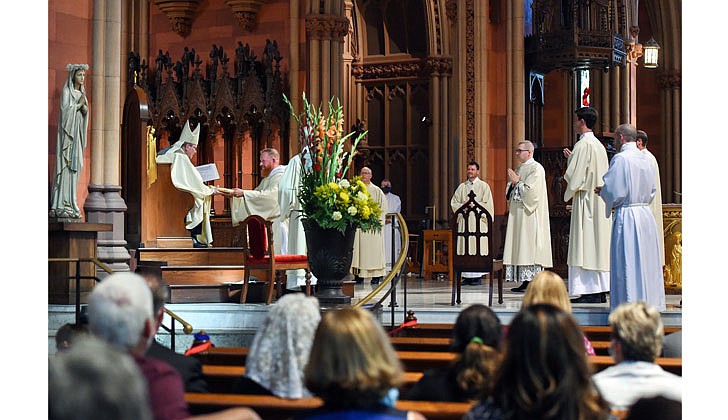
284, 93, 382, 304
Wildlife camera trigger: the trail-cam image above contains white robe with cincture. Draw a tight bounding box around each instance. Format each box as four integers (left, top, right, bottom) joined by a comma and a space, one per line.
383, 192, 402, 270
231, 165, 286, 255
643, 148, 665, 267
600, 142, 665, 311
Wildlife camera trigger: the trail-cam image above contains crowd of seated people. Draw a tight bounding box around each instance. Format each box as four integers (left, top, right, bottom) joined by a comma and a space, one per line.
51, 269, 681, 420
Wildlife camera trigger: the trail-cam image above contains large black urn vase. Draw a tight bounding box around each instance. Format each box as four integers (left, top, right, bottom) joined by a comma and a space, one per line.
302, 219, 356, 305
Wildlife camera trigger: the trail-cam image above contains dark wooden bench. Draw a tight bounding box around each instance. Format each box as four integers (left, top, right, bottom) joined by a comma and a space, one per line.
185, 393, 474, 420
193, 346, 682, 377
201, 365, 424, 394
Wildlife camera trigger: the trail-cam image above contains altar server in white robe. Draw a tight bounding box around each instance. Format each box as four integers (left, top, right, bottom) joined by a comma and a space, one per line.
503, 140, 552, 292
450, 161, 495, 285
636, 130, 665, 268
351, 167, 388, 285
278, 149, 317, 290
597, 124, 665, 311
228, 148, 287, 255
156, 120, 217, 247
381, 178, 402, 271
563, 106, 612, 303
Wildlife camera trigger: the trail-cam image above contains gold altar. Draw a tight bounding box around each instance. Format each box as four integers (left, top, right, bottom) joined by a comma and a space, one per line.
662, 204, 682, 294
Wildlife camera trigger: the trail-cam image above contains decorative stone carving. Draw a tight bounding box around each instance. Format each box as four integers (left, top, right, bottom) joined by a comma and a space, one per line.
466, 0, 475, 161
152, 0, 200, 38
225, 0, 268, 31
425, 56, 453, 76
445, 0, 457, 23
352, 56, 452, 81
305, 14, 350, 41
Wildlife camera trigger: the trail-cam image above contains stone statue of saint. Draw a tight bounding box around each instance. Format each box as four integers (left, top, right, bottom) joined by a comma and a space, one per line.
49, 64, 89, 220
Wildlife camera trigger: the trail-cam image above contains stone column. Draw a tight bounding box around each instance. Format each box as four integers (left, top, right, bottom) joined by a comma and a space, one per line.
507, 0, 525, 168
305, 0, 349, 107
85, 0, 130, 274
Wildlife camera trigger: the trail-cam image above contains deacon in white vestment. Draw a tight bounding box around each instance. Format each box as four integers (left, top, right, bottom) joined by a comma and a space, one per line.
597, 124, 665, 311
228, 148, 287, 255
156, 120, 217, 247
381, 179, 402, 271
503, 141, 552, 289
351, 167, 387, 284
278, 151, 317, 290
636, 130, 665, 267
450, 161, 495, 283
563, 107, 611, 303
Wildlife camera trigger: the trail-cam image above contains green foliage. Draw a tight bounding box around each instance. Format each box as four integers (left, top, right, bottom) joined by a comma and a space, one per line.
284, 93, 382, 234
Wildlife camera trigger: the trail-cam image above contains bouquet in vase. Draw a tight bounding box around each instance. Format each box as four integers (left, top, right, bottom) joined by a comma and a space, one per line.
284, 93, 382, 235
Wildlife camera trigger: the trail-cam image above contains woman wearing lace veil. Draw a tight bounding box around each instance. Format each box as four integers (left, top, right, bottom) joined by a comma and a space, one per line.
49, 64, 89, 219
233, 293, 321, 398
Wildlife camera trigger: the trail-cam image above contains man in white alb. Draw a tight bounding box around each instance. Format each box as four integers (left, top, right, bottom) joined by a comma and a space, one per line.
562, 106, 611, 304
636, 130, 665, 268
381, 178, 402, 271
351, 167, 387, 285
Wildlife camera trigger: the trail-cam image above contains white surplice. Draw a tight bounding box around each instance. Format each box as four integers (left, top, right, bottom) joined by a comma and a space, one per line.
564, 131, 612, 295
600, 142, 665, 311
383, 192, 402, 270
351, 183, 388, 278
278, 154, 317, 289
230, 165, 287, 255
450, 177, 495, 278
502, 158, 552, 279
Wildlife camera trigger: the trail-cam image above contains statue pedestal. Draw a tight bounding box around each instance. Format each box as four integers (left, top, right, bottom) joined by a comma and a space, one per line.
48, 222, 112, 304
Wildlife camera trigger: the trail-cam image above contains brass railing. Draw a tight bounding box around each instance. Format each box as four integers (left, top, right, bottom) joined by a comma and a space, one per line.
48, 258, 193, 349
354, 213, 410, 319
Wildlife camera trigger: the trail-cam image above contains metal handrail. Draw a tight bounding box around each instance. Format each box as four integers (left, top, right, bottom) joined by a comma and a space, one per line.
48, 258, 193, 339
354, 213, 410, 314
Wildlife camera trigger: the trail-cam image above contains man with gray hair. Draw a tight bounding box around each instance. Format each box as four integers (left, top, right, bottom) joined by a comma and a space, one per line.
88, 273, 260, 420
592, 301, 681, 412
503, 140, 552, 291
596, 124, 665, 311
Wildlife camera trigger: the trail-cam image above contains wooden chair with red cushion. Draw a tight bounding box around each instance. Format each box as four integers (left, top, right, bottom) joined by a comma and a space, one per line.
240, 215, 311, 304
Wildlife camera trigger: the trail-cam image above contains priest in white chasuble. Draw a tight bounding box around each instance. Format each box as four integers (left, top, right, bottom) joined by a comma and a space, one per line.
229, 148, 287, 255
503, 140, 553, 292
351, 167, 388, 285
450, 161, 495, 284
156, 120, 217, 247
563, 106, 612, 304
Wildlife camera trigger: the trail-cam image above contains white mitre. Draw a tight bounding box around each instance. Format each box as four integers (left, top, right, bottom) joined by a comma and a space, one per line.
156, 120, 200, 163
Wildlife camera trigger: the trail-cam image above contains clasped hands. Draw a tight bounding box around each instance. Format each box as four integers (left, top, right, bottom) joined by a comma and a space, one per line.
506, 168, 520, 184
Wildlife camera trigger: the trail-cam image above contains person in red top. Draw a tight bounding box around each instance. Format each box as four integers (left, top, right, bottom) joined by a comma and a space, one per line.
88, 272, 260, 420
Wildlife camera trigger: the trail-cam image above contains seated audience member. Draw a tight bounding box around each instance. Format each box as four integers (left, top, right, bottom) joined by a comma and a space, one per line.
88, 272, 260, 420
405, 304, 502, 402
142, 272, 209, 393
592, 301, 682, 412
297, 307, 426, 420
233, 293, 321, 398
522, 270, 596, 355
661, 330, 682, 358
49, 334, 153, 420
625, 395, 681, 420
464, 304, 610, 420
54, 321, 89, 352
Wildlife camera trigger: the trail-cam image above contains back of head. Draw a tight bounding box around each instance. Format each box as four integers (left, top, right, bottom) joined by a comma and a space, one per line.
615, 123, 637, 142
522, 271, 572, 313
305, 307, 403, 408
246, 294, 322, 398
625, 396, 681, 420
139, 271, 168, 315
451, 304, 502, 399
88, 272, 154, 353
55, 322, 89, 352
609, 301, 664, 362
49, 335, 152, 420
575, 106, 599, 129
635, 130, 649, 146
496, 304, 608, 420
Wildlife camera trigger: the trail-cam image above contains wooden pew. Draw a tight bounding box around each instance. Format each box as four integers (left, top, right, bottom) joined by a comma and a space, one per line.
193, 347, 682, 376
201, 365, 424, 394
391, 334, 613, 355
185, 393, 474, 420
